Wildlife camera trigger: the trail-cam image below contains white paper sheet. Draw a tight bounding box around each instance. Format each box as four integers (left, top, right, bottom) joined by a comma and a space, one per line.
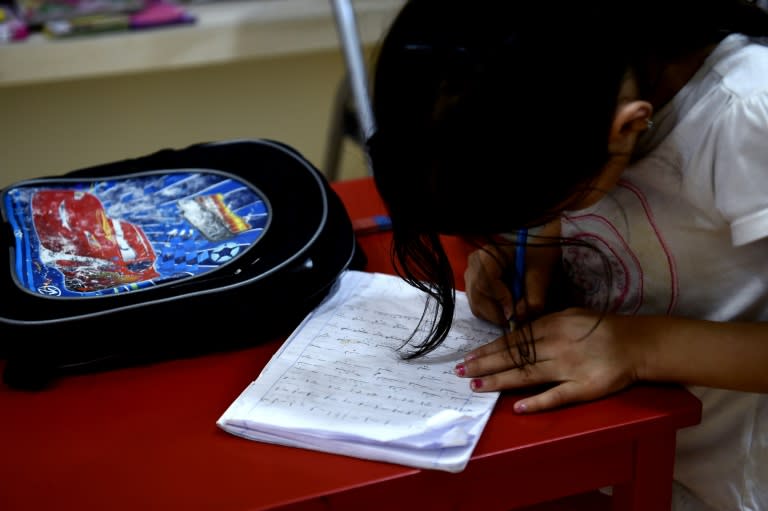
217, 271, 501, 473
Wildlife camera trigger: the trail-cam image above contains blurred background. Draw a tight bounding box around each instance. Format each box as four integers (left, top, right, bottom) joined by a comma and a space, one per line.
0, 0, 403, 188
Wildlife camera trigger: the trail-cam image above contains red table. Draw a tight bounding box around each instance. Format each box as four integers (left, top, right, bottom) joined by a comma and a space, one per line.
0, 177, 701, 511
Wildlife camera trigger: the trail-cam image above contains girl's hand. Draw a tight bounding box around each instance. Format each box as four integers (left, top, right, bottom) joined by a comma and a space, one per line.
464, 244, 526, 325
464, 232, 562, 325
456, 308, 648, 413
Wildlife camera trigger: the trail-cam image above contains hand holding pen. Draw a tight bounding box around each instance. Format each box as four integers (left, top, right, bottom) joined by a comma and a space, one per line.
507, 228, 528, 331
503, 228, 537, 365
458, 227, 538, 391
463, 229, 529, 327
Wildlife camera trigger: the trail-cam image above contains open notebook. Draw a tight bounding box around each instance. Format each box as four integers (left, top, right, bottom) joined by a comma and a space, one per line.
217, 270, 501, 473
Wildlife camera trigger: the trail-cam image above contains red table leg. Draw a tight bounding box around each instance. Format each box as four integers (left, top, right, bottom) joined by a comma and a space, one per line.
611, 432, 677, 510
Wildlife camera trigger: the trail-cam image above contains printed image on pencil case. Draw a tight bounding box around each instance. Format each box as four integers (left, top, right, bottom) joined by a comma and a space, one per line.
5, 171, 268, 298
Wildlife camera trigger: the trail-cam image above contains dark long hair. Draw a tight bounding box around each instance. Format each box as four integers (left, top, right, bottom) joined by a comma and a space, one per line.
368, 0, 768, 359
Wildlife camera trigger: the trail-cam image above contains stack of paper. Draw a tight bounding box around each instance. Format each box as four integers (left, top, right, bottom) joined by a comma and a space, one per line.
217, 271, 501, 473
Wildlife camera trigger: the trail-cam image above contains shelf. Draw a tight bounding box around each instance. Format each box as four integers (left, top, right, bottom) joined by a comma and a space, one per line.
0, 0, 404, 87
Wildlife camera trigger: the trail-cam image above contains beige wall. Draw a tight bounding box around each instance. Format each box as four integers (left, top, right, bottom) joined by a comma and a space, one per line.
0, 49, 369, 189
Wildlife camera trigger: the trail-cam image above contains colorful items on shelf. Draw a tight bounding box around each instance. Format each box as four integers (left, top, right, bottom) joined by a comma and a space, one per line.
18, 0, 145, 24
0, 5, 29, 42
0, 0, 196, 40
43, 1, 195, 37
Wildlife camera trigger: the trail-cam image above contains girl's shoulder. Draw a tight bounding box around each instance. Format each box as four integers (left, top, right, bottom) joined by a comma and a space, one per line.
711, 35, 768, 98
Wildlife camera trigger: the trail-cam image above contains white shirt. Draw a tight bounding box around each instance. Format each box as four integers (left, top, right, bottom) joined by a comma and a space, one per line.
561, 34, 768, 511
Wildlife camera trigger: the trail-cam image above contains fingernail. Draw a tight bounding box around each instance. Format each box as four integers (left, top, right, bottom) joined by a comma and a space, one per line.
464, 353, 477, 362
470, 378, 483, 390
454, 363, 466, 377
514, 401, 527, 413
504, 305, 514, 320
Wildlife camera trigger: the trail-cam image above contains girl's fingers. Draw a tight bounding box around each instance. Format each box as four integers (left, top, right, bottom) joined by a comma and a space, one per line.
457, 327, 560, 391
512, 382, 585, 414
465, 246, 517, 324
464, 319, 545, 365
462, 363, 590, 414
460, 335, 543, 377
466, 281, 512, 325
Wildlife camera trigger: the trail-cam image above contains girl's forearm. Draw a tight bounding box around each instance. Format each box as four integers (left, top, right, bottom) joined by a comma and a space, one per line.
635, 316, 768, 392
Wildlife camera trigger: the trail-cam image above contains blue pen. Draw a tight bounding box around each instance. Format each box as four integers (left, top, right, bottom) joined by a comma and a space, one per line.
513, 228, 527, 300
509, 228, 528, 332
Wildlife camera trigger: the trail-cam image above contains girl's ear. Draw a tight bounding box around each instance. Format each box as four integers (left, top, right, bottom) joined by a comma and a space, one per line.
608, 100, 654, 155
570, 99, 654, 210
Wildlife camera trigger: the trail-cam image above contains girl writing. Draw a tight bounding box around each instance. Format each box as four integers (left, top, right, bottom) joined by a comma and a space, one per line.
368, 1, 768, 509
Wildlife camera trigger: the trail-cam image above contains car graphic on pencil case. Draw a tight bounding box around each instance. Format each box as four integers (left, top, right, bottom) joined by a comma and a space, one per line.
31, 189, 160, 293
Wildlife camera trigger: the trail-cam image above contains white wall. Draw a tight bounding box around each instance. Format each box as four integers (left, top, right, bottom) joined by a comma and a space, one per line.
0, 49, 369, 189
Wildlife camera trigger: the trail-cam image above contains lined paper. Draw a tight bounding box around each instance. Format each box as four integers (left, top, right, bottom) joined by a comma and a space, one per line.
217, 271, 501, 472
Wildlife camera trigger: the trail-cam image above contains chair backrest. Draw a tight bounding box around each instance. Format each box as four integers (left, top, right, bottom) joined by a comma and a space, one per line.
330, 0, 376, 142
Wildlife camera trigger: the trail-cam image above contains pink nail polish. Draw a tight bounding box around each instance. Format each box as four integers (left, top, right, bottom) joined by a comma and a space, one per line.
470, 378, 483, 390
464, 353, 477, 362
454, 363, 466, 377
514, 401, 527, 413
